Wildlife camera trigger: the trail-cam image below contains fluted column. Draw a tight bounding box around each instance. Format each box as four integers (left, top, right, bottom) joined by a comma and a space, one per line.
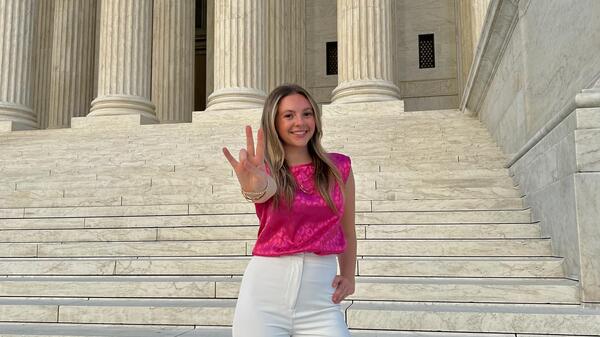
89, 0, 157, 124
206, 0, 267, 111
267, 0, 305, 92
152, 0, 195, 123
32, 0, 54, 129
471, 0, 491, 50
0, 0, 37, 130
332, 0, 400, 104
48, 0, 96, 128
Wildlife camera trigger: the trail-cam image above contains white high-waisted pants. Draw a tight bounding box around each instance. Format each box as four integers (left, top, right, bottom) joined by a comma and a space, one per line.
232, 253, 351, 337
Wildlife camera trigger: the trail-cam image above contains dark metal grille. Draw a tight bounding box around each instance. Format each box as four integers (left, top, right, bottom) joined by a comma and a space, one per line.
418, 34, 435, 69
326, 42, 338, 75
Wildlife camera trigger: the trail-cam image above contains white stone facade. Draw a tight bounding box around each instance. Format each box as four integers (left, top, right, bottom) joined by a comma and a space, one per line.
0, 0, 598, 309
1, 0, 467, 129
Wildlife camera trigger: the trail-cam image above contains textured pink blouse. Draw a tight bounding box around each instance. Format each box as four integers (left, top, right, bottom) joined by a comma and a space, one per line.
252, 153, 352, 256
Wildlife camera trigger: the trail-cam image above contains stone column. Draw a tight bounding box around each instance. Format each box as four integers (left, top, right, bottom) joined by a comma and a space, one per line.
332, 0, 400, 104
267, 0, 305, 92
32, 0, 54, 130
48, 0, 96, 128
0, 0, 37, 131
152, 0, 195, 123
471, 0, 491, 50
88, 0, 157, 124
206, 0, 267, 111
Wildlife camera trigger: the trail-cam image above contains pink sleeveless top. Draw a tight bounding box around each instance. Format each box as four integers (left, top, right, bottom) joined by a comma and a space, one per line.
252, 153, 352, 256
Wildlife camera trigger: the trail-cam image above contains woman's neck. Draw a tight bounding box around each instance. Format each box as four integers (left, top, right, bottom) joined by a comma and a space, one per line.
284, 146, 312, 166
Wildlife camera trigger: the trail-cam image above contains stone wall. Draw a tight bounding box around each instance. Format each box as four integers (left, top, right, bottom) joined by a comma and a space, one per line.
394, 0, 458, 111
305, 0, 459, 110
464, 0, 600, 303
305, 0, 338, 104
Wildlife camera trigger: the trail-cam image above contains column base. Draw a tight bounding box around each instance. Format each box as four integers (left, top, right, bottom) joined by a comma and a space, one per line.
0, 102, 38, 131
72, 114, 154, 129
331, 79, 401, 104
89, 95, 158, 124
206, 87, 266, 111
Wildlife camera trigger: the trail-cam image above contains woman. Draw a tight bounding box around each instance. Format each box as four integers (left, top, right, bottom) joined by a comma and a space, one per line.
223, 84, 356, 337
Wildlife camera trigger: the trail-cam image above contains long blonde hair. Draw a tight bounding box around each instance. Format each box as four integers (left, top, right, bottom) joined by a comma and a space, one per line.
261, 84, 344, 211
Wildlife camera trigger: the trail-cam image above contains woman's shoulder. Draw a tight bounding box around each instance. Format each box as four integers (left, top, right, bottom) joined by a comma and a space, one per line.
327, 152, 352, 182
327, 152, 351, 163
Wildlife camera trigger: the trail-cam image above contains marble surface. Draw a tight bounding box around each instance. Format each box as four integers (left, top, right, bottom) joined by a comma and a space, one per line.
575, 129, 600, 171
0, 278, 216, 298
346, 301, 600, 335
574, 173, 600, 302
57, 299, 234, 325
36, 241, 247, 258
356, 210, 531, 224
358, 257, 564, 278
576, 108, 600, 129
371, 197, 524, 212
23, 204, 189, 218
114, 258, 249, 276
0, 228, 157, 243
356, 239, 551, 257
365, 223, 539, 239
0, 259, 117, 276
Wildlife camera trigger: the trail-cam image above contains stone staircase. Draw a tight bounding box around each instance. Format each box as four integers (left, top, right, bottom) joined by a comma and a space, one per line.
0, 104, 598, 336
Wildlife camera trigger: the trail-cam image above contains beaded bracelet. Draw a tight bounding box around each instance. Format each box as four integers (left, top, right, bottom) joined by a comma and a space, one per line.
241, 178, 268, 202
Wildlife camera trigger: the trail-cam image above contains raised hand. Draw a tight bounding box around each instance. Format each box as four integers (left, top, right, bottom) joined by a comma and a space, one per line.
222, 125, 268, 193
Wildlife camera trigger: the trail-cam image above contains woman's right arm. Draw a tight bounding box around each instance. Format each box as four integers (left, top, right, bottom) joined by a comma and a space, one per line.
222, 125, 277, 203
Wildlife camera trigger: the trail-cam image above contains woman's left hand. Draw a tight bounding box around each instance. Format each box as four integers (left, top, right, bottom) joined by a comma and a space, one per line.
331, 275, 355, 304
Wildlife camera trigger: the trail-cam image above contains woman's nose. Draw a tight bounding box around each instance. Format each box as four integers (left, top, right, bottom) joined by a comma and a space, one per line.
293, 115, 303, 125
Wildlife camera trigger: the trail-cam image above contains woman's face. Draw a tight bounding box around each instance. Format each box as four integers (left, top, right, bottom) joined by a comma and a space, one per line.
275, 93, 316, 150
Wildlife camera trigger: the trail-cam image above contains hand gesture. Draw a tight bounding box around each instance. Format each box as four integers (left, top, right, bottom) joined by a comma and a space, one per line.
222, 125, 267, 192
331, 275, 355, 304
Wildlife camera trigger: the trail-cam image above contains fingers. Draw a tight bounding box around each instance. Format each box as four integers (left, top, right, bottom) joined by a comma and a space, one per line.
331, 276, 354, 304
245, 125, 255, 159
239, 148, 248, 165
222, 147, 239, 167
331, 275, 341, 288
332, 287, 345, 304
255, 127, 265, 162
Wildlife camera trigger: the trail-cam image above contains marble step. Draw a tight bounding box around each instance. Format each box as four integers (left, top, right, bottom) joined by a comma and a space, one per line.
117, 186, 522, 205
5, 183, 525, 203
364, 223, 541, 239
0, 195, 123, 209
0, 147, 507, 164
0, 323, 548, 337
0, 153, 509, 171
0, 223, 541, 243
0, 298, 238, 325
0, 210, 533, 231
40, 180, 518, 200
2, 298, 598, 335
346, 301, 600, 335
0, 174, 519, 192
0, 197, 525, 219
0, 323, 228, 337
0, 276, 579, 304
0, 256, 565, 277
0, 238, 553, 258
1, 161, 510, 178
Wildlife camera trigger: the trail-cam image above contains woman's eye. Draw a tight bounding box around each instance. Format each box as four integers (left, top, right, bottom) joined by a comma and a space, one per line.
304, 111, 313, 117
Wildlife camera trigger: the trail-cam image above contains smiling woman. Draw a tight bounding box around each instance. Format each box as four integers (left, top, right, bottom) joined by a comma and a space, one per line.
222, 84, 356, 337
275, 93, 316, 154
